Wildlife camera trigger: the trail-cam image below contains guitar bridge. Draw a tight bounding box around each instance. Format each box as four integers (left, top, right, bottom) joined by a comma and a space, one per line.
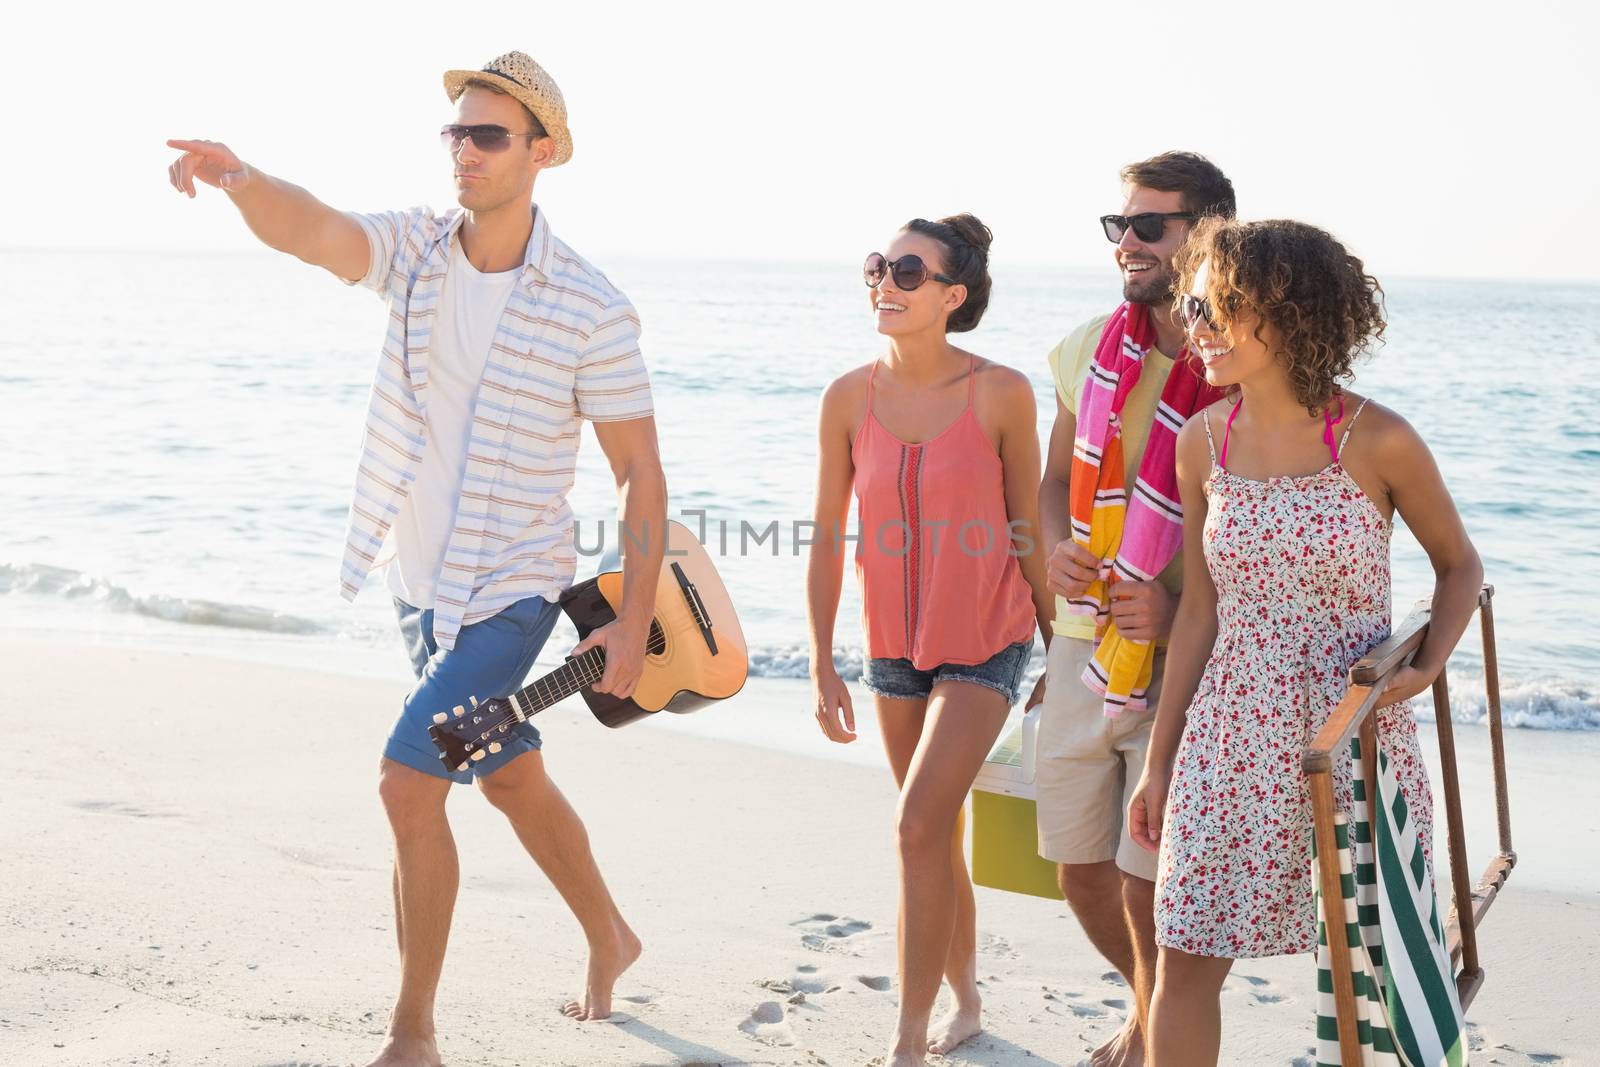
672, 562, 718, 655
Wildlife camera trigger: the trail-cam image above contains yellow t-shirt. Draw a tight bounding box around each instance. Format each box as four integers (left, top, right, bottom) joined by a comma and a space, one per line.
1047, 313, 1185, 640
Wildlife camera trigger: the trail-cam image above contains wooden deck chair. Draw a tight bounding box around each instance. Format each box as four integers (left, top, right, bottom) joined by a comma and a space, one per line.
1305, 584, 1514, 1066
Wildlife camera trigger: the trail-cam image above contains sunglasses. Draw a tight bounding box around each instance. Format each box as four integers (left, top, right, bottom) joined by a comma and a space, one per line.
439, 124, 536, 153
1180, 294, 1221, 333
1100, 212, 1198, 244
863, 252, 956, 291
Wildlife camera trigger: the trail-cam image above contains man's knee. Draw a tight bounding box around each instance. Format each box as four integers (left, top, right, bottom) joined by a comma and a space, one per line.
475, 749, 544, 812
1057, 859, 1118, 903
378, 758, 450, 829
1121, 871, 1155, 909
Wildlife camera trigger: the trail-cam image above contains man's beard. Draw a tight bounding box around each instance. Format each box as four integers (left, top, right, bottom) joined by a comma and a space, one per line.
1121, 263, 1176, 307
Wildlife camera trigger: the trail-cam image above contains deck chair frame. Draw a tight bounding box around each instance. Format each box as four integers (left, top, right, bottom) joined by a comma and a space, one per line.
1304, 584, 1514, 1066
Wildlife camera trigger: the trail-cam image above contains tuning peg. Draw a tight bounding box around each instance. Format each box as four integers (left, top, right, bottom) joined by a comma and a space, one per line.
456, 761, 469, 772
453, 705, 465, 718
487, 742, 503, 754
432, 712, 448, 724
470, 695, 479, 708
471, 750, 487, 761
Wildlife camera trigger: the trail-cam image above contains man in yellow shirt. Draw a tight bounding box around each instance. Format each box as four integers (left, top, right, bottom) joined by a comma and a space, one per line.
1034, 151, 1235, 1067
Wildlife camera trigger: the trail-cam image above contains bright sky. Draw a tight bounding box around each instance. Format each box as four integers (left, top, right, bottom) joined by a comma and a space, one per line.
4, 0, 1595, 281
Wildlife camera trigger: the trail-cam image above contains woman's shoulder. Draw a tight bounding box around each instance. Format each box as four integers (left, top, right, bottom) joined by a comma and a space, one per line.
821, 362, 876, 407
1337, 392, 1426, 461
1177, 403, 1224, 460
1186, 395, 1237, 436
971, 355, 1036, 403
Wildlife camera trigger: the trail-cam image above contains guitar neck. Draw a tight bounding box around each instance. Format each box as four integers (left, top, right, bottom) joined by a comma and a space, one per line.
505, 622, 667, 721
508, 647, 607, 720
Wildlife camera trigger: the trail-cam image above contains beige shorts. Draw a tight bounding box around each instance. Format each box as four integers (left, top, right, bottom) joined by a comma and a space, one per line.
1034, 636, 1163, 881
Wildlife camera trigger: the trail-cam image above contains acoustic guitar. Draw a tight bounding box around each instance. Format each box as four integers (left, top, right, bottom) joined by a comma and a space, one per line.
427, 519, 747, 773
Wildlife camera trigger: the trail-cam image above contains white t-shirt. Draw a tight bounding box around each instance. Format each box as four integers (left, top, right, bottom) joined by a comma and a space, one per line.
385, 237, 521, 607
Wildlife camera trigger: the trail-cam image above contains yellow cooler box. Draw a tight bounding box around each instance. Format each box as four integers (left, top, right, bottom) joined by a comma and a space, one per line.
970, 709, 1063, 900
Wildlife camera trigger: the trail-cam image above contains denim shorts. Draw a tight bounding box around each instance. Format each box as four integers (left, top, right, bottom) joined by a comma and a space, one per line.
387, 595, 562, 784
861, 637, 1036, 706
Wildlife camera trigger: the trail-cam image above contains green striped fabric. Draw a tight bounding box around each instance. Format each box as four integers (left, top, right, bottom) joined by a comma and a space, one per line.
1314, 739, 1467, 1065
1314, 810, 1402, 1065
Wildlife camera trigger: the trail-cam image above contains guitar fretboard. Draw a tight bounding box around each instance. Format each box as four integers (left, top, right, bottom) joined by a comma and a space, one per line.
508, 624, 667, 720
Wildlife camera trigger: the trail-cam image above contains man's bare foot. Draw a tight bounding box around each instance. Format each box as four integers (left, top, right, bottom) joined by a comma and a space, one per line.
364, 1032, 441, 1067
1089, 1013, 1144, 1067
561, 919, 642, 1021
927, 994, 982, 1055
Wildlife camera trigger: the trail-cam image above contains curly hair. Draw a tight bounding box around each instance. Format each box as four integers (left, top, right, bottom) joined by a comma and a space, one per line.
1173, 218, 1386, 413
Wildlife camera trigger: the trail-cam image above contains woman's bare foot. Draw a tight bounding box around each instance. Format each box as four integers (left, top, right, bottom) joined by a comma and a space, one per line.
561, 919, 642, 1021
927, 993, 982, 1055
1089, 1014, 1145, 1067
364, 1032, 441, 1067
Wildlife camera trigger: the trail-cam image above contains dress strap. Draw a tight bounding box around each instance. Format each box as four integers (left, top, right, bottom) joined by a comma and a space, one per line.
966, 353, 977, 403
866, 359, 880, 416
1320, 395, 1347, 463
1336, 397, 1371, 458
1220, 398, 1242, 470
1202, 410, 1218, 464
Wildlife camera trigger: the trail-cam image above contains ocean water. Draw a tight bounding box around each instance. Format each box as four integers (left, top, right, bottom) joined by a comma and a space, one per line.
2, 248, 1595, 732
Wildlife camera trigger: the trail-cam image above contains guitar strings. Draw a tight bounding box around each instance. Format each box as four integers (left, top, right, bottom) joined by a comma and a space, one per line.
444, 633, 665, 758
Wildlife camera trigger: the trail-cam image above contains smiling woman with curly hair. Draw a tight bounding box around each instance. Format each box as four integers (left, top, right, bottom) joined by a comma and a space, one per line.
1173, 217, 1387, 412
1123, 217, 1485, 1064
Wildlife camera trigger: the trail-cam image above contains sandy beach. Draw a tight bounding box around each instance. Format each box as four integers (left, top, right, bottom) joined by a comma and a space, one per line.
0, 641, 1590, 1066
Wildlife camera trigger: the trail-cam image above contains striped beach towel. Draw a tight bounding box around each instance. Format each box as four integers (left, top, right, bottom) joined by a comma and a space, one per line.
1068, 302, 1220, 715
1314, 739, 1468, 1065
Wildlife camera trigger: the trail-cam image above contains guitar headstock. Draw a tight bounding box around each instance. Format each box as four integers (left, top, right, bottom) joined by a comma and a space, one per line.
426, 695, 519, 772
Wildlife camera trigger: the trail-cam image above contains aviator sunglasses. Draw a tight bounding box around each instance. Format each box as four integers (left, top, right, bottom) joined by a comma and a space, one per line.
439, 123, 537, 153
1100, 211, 1198, 244
863, 252, 956, 291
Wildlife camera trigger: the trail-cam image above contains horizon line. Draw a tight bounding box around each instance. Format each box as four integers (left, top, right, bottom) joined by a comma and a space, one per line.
3, 243, 1596, 289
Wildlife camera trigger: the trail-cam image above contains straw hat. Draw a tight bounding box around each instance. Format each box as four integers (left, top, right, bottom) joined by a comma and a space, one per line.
443, 52, 573, 166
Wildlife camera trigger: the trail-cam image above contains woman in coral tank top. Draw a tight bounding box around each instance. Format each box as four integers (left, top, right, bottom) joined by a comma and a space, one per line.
807, 214, 1054, 1067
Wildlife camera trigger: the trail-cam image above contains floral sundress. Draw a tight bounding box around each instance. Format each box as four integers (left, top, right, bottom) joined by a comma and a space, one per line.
1153, 400, 1434, 958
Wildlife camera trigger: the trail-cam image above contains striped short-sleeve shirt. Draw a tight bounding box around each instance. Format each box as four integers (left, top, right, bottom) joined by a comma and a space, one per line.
341, 203, 653, 650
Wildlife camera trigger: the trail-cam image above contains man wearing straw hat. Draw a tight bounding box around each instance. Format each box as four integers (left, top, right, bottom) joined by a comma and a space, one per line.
166, 51, 665, 1067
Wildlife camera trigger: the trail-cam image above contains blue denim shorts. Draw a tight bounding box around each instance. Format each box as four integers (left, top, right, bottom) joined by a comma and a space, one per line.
861, 637, 1036, 706
388, 595, 563, 784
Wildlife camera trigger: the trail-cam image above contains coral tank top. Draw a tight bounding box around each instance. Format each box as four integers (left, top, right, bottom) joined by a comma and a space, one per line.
850, 356, 1038, 668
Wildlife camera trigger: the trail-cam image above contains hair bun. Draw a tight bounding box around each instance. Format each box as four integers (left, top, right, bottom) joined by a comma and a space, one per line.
938, 213, 993, 257
901, 214, 994, 333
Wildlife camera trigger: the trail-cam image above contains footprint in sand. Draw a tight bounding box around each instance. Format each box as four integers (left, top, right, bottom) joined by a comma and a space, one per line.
739, 1000, 797, 1047
614, 994, 656, 1013
1099, 970, 1127, 987
74, 799, 181, 819
1226, 973, 1286, 1004
981, 933, 1019, 959
792, 913, 874, 955
1067, 1000, 1107, 1018
758, 974, 830, 996
856, 975, 892, 992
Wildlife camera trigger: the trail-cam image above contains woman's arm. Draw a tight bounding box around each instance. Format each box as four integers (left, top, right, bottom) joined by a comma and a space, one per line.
995, 368, 1056, 649
808, 372, 862, 743
1366, 409, 1484, 703
1129, 415, 1219, 851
